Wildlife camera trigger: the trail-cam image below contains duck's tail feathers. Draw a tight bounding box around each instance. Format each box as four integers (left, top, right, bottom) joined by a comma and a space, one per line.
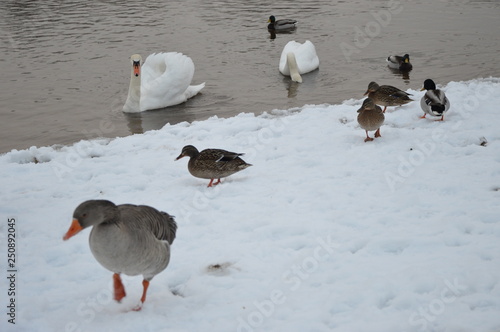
430, 104, 446, 115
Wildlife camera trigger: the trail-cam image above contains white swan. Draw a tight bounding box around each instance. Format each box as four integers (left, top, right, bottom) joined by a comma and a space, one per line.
123, 53, 205, 113
279, 40, 319, 83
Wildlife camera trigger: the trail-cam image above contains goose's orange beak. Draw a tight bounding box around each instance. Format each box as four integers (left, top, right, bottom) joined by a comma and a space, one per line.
63, 219, 83, 241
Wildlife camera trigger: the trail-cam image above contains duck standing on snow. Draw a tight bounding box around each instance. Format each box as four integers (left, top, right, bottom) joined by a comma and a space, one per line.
63, 200, 177, 311
175, 145, 252, 187
279, 40, 319, 83
363, 81, 413, 113
357, 98, 385, 142
420, 79, 450, 121
123, 53, 205, 113
386, 54, 413, 71
267, 15, 297, 31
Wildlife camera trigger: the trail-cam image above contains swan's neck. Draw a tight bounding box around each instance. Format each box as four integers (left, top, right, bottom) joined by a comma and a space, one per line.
287, 53, 302, 83
123, 66, 141, 112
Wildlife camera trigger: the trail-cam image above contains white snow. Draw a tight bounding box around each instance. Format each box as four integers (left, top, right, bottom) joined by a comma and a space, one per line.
1, 78, 500, 332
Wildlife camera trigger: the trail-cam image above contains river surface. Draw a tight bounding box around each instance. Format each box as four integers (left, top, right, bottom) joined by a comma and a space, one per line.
1, 0, 499, 153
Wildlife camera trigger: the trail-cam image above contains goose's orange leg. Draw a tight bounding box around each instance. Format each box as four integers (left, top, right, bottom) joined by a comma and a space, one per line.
113, 273, 126, 302
132, 280, 150, 311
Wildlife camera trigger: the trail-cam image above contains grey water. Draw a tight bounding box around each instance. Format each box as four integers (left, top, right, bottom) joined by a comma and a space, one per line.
1, 0, 499, 153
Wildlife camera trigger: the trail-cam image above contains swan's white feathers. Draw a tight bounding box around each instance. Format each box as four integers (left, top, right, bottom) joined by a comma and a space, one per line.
279, 40, 319, 78
123, 52, 205, 113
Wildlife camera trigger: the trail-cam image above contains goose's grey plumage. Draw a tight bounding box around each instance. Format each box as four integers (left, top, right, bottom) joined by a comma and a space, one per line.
420, 79, 450, 121
63, 200, 177, 310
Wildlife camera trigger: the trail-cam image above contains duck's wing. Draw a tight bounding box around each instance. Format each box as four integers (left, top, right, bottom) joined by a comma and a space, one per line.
216, 151, 245, 162
426, 89, 447, 105
384, 86, 412, 98
386, 55, 402, 68
275, 19, 297, 29
198, 149, 244, 162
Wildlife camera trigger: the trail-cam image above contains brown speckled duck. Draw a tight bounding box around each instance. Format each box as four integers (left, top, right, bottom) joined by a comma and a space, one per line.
63, 200, 177, 311
364, 81, 413, 112
357, 98, 385, 142
175, 145, 252, 187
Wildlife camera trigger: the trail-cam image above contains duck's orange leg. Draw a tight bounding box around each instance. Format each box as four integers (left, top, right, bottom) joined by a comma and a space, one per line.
113, 273, 126, 302
207, 178, 221, 187
374, 128, 382, 138
382, 106, 387, 113
364, 131, 374, 142
420, 113, 427, 119
132, 280, 150, 311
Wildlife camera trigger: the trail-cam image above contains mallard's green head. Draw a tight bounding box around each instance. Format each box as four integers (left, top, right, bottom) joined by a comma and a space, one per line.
421, 79, 437, 91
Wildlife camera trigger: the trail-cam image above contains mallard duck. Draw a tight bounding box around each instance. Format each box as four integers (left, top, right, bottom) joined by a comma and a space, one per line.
386, 54, 413, 71
267, 15, 297, 31
420, 79, 450, 121
279, 40, 319, 83
123, 53, 205, 113
175, 145, 252, 187
63, 200, 177, 311
357, 98, 385, 142
363, 81, 413, 112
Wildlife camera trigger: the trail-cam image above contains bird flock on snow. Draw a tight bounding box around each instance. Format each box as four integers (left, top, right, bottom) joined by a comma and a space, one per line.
63, 14, 451, 311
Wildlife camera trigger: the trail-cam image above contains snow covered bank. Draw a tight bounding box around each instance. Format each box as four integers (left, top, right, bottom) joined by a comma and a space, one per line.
1, 78, 500, 332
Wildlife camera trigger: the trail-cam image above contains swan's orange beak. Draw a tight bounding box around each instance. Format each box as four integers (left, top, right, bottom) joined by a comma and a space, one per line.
63, 219, 83, 241
133, 61, 141, 77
